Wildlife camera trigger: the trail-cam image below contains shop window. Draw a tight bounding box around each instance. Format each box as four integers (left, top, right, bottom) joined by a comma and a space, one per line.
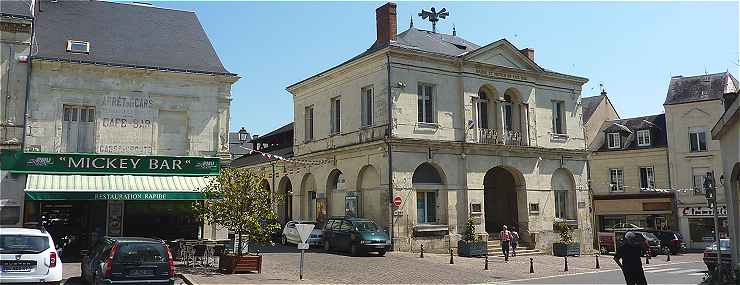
416, 191, 437, 224
609, 168, 624, 192
689, 128, 708, 152
600, 215, 626, 231
689, 218, 728, 242
639, 167, 656, 191
62, 105, 96, 153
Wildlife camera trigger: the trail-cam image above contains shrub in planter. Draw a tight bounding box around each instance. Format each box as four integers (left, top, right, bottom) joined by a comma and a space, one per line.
458, 215, 487, 257
553, 220, 580, 257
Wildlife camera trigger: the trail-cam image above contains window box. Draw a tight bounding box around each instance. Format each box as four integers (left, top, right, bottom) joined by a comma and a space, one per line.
553, 242, 581, 257
413, 224, 448, 237
458, 240, 487, 257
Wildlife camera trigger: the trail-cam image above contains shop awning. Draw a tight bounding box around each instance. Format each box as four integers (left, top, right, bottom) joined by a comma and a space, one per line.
25, 174, 212, 200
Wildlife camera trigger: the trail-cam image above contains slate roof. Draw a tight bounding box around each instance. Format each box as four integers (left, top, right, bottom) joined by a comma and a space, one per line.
0, 0, 33, 19
581, 95, 604, 123
595, 114, 667, 152
32, 0, 232, 75
664, 72, 738, 105
255, 122, 294, 142
393, 27, 480, 57
230, 146, 293, 168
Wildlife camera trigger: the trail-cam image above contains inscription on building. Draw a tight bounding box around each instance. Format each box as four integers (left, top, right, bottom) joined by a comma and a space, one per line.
475, 68, 528, 81
97, 95, 155, 155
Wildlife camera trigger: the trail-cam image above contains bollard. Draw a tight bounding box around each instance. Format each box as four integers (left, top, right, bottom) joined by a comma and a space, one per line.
484, 253, 489, 271
529, 258, 534, 274
564, 256, 569, 272
666, 251, 671, 262
420, 244, 424, 258
645, 252, 650, 265
449, 248, 454, 264
595, 254, 600, 269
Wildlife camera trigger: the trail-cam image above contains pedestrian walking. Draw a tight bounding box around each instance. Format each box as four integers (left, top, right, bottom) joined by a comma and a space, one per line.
614, 231, 648, 285
500, 225, 512, 261
510, 226, 520, 257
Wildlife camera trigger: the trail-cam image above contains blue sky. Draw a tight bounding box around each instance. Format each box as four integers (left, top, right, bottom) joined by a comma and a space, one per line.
151, 1, 738, 135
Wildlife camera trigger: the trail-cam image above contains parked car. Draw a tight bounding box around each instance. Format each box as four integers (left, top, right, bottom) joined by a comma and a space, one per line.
598, 230, 659, 257
322, 217, 390, 256
644, 230, 686, 255
0, 227, 63, 284
81, 237, 175, 285
634, 231, 661, 257
703, 239, 732, 273
282, 221, 322, 246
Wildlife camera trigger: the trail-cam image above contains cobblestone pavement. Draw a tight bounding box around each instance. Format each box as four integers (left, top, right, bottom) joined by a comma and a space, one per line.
179, 245, 703, 284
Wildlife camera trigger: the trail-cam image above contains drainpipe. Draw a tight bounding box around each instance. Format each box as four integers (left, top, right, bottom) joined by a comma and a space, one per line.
385, 51, 395, 250
21, 15, 35, 149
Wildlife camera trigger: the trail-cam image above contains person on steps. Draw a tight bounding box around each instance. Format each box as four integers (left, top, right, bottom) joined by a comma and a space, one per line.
500, 225, 512, 262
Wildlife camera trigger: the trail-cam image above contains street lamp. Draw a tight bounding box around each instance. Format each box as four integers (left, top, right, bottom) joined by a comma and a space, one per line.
238, 127, 249, 144
703, 171, 722, 282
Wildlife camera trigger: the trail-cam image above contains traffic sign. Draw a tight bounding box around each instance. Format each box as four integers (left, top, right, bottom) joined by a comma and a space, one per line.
393, 196, 402, 208
298, 243, 309, 250
295, 223, 315, 243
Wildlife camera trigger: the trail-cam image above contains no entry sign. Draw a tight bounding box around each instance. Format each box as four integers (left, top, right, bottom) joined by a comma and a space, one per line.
393, 196, 402, 207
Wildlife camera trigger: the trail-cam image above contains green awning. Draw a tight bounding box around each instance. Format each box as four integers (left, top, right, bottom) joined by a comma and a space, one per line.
25, 174, 210, 200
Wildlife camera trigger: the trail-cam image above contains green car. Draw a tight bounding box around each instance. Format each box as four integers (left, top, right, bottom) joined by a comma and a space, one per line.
322, 217, 391, 256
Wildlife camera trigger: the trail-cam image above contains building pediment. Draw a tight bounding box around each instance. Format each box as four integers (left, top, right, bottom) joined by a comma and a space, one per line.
463, 39, 542, 72
681, 107, 711, 119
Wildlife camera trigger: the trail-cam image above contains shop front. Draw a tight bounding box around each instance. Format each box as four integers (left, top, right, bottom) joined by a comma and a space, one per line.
0, 150, 219, 258
593, 193, 676, 232
679, 205, 729, 249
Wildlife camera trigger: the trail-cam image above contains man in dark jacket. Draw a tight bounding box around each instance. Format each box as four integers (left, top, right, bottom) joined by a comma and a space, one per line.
614, 231, 648, 285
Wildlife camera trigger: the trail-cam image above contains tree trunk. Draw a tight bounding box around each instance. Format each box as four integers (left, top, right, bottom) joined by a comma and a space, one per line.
237, 231, 243, 256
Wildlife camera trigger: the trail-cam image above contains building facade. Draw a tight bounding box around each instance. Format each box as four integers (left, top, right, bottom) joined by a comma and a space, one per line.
581, 91, 619, 150
665, 72, 738, 249
589, 114, 675, 235
711, 91, 739, 273
245, 2, 593, 253
0, 0, 237, 247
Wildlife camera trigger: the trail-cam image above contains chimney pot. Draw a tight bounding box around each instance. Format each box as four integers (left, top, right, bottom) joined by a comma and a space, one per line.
520, 48, 535, 62
375, 2, 397, 46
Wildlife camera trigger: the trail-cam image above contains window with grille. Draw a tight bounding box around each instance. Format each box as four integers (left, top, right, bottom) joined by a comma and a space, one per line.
62, 105, 96, 153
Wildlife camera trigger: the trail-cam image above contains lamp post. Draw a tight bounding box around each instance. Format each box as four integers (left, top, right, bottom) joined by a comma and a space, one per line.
703, 171, 721, 283
238, 127, 249, 144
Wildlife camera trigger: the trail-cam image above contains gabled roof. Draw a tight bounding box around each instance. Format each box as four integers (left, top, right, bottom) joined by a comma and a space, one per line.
664, 72, 738, 105
596, 114, 667, 152
581, 95, 604, 123
32, 0, 233, 75
0, 0, 33, 19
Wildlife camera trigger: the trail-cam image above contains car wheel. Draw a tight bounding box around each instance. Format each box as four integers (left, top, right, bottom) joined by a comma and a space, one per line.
350, 244, 360, 257
661, 246, 670, 255
323, 240, 331, 251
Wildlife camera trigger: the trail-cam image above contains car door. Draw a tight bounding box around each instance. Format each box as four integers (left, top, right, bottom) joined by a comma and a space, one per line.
335, 220, 353, 251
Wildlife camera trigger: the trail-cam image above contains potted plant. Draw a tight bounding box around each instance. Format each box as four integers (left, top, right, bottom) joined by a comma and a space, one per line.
458, 215, 487, 257
552, 220, 580, 257
193, 168, 281, 274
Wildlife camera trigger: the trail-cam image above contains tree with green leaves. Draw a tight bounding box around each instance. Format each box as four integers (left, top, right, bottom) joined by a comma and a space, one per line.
193, 168, 280, 256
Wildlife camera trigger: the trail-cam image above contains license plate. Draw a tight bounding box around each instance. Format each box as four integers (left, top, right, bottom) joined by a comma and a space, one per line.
1, 265, 32, 272
129, 269, 153, 276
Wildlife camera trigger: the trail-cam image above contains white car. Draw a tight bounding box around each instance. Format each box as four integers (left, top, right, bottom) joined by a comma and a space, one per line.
0, 227, 63, 284
282, 221, 322, 246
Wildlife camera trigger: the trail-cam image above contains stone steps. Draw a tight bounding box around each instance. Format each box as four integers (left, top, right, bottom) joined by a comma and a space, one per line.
487, 241, 543, 257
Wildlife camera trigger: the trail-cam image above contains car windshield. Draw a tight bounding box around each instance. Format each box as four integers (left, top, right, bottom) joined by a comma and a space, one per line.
115, 242, 167, 263
0, 234, 50, 254
707, 240, 731, 251
354, 221, 379, 232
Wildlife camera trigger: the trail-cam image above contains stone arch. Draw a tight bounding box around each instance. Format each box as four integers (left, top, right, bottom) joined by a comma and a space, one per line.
483, 165, 526, 237
326, 169, 345, 217
300, 173, 317, 221
356, 165, 386, 228
260, 179, 271, 192
551, 168, 577, 221
412, 162, 447, 225
277, 176, 293, 224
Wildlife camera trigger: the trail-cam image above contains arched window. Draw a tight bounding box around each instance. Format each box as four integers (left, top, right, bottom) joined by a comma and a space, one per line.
552, 168, 576, 220
412, 163, 443, 184
503, 94, 513, 131
477, 90, 489, 129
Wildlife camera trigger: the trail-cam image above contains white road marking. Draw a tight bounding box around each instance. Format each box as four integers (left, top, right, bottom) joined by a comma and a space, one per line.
668, 269, 700, 274
644, 268, 682, 273
688, 273, 706, 276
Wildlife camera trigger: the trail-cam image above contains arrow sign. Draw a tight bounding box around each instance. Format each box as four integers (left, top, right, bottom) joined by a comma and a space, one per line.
295, 223, 316, 243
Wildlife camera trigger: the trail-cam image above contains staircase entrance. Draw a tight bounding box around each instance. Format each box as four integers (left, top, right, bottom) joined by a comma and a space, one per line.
483, 167, 519, 236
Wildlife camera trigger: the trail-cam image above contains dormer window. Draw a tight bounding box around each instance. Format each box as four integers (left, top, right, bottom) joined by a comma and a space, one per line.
636, 130, 651, 146
66, 40, 90, 54
607, 133, 621, 149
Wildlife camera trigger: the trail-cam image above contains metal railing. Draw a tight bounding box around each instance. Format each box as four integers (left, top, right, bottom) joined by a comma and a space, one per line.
477, 128, 526, 146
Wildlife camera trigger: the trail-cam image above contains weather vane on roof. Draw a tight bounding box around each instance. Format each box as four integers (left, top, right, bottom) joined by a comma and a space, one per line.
418, 7, 449, 33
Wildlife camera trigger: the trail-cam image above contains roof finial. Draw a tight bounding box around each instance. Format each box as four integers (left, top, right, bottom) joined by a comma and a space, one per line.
452, 24, 456, 36
600, 83, 607, 96
410, 16, 414, 28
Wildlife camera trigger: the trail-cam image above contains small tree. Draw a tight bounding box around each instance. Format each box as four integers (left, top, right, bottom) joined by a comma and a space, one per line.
192, 168, 280, 256
462, 215, 479, 242
554, 220, 575, 244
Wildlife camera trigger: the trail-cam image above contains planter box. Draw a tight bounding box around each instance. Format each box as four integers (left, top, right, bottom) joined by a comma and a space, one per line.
219, 254, 262, 274
458, 240, 488, 257
553, 242, 580, 257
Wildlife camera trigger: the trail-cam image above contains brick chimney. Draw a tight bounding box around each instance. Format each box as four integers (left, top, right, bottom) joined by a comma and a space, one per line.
375, 2, 397, 46
520, 48, 535, 62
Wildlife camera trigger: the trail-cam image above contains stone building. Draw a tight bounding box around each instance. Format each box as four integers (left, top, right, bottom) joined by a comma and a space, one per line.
0, 0, 237, 245
581, 91, 619, 150
665, 72, 738, 249
245, 2, 593, 253
711, 91, 739, 273
589, 114, 675, 235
